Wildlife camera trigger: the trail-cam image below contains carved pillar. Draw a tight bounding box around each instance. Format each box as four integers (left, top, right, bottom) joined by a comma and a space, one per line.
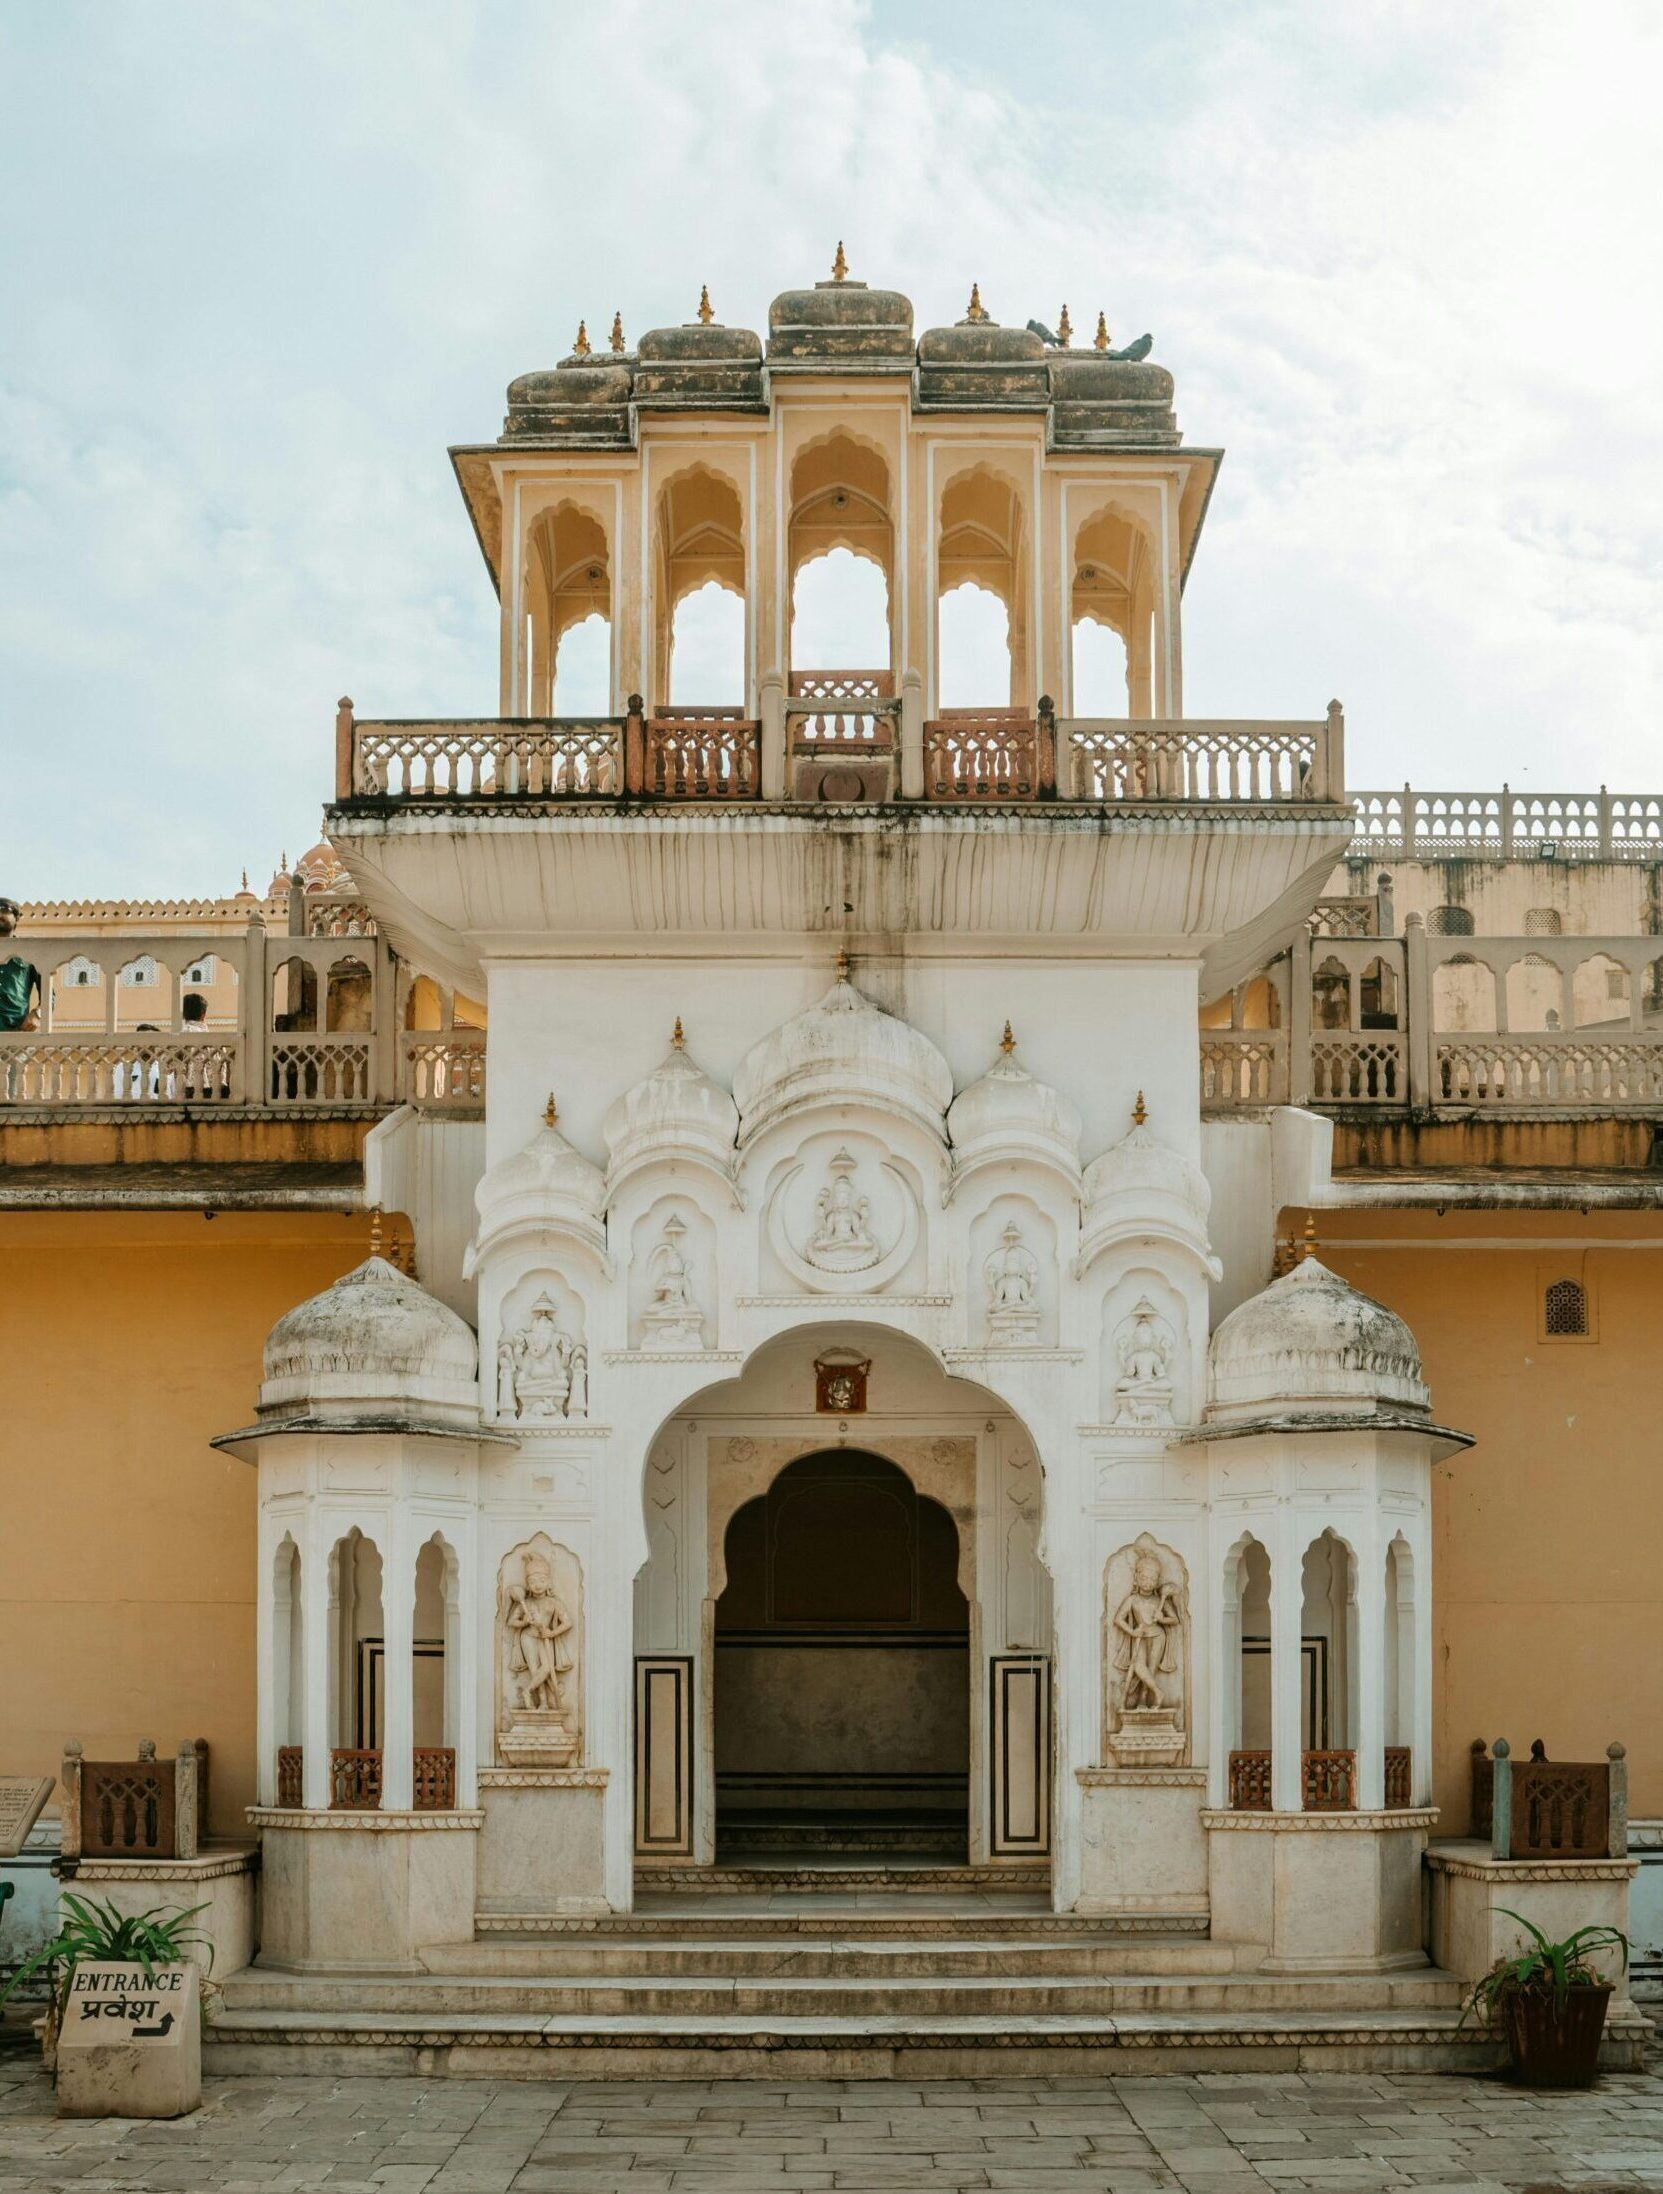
1269, 1518, 1303, 1814
301, 1514, 332, 1811
899, 668, 925, 800
241, 915, 267, 1110
381, 1517, 416, 1811
1404, 914, 1432, 1112
1354, 1519, 1386, 1811
1288, 927, 1313, 1107
759, 669, 786, 801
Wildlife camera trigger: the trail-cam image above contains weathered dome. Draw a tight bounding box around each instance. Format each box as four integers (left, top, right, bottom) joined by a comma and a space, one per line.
917, 304, 1048, 409
259, 1255, 479, 1427
767, 273, 914, 367
733, 975, 953, 1148
502, 359, 634, 446
1207, 1256, 1429, 1424
1079, 1111, 1215, 1272
947, 1030, 1082, 1189
471, 1107, 607, 1264
1048, 352, 1179, 449
603, 1025, 740, 1195
634, 315, 764, 411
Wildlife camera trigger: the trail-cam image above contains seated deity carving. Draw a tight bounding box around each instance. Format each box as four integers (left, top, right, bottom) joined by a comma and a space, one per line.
984, 1219, 1041, 1343
805, 1149, 880, 1271
641, 1212, 705, 1350
498, 1292, 588, 1420
1112, 1297, 1176, 1424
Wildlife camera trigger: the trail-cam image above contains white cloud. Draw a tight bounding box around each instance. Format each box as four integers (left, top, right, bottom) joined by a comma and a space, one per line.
0, 0, 1658, 897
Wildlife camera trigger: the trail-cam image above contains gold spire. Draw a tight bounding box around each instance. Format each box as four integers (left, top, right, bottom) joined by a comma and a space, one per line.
610, 310, 625, 353
543, 1092, 558, 1128
1298, 1213, 1318, 1263
1000, 1020, 1016, 1055
240, 869, 249, 891
696, 284, 714, 325
1132, 1089, 1148, 1126
965, 282, 987, 323
1057, 303, 1073, 347
832, 240, 848, 282
671, 1016, 685, 1049
1094, 310, 1110, 352
368, 1206, 384, 1258
573, 319, 591, 358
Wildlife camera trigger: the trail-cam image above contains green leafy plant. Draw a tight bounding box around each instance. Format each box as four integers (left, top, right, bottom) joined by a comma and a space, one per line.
1459, 1908, 1628, 2027
0, 1893, 212, 2028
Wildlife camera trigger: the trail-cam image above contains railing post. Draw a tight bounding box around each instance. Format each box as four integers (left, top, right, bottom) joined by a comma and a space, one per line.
1499, 783, 1515, 859
287, 876, 305, 937
241, 914, 267, 1108
59, 1740, 83, 1862
1036, 695, 1057, 799
1607, 1741, 1628, 1857
1490, 1737, 1512, 1860
335, 696, 355, 800
1404, 912, 1432, 1112
624, 694, 646, 797
759, 670, 786, 801
1321, 698, 1345, 803
373, 935, 399, 1104
1598, 784, 1614, 859
174, 1741, 199, 1860
899, 669, 925, 800
1402, 781, 1417, 858
1288, 928, 1313, 1107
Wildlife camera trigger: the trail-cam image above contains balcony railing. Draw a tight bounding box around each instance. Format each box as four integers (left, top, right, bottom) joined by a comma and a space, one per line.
1352, 786, 1663, 861
273, 1747, 458, 1811
1228, 1749, 1408, 1811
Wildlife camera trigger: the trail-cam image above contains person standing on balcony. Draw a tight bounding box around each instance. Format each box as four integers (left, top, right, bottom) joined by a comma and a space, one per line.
0, 900, 41, 1032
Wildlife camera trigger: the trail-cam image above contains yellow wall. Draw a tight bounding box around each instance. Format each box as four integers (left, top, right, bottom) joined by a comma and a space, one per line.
1312, 1209, 1663, 1825
0, 1209, 374, 1835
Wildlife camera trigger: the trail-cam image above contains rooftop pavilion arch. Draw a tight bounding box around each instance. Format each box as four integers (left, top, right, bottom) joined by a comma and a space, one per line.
1061, 477, 1181, 720
784, 424, 897, 687
932, 454, 1034, 711
649, 455, 752, 712
523, 494, 613, 716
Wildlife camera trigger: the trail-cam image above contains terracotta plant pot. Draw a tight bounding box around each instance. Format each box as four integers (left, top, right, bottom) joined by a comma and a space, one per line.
1503, 1982, 1613, 2088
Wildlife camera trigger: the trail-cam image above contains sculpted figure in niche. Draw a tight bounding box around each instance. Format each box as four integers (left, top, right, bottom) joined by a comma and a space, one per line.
1102, 1534, 1189, 1767
1113, 1552, 1183, 1713
499, 1293, 587, 1420
985, 1220, 1041, 1343
496, 1538, 581, 1768
641, 1212, 705, 1350
807, 1149, 879, 1270
506, 1553, 574, 1717
1112, 1297, 1175, 1425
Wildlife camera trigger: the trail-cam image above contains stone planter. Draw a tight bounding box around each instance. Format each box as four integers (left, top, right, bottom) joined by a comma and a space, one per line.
1503, 1982, 1613, 2089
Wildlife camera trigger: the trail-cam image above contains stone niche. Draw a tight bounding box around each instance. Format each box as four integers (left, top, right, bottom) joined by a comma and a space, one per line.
493, 1271, 589, 1423
495, 1535, 584, 1767
1102, 1533, 1190, 1767
1099, 1271, 1190, 1428
627, 1197, 715, 1352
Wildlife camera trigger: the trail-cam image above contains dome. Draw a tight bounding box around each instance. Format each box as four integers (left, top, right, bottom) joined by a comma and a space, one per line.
767, 260, 914, 366
502, 358, 633, 446
946, 1027, 1082, 1189
1079, 1105, 1215, 1272
1048, 352, 1179, 449
471, 1102, 608, 1265
1207, 1255, 1429, 1424
603, 1022, 740, 1196
733, 974, 953, 1148
634, 309, 764, 412
259, 1255, 479, 1427
916, 294, 1048, 410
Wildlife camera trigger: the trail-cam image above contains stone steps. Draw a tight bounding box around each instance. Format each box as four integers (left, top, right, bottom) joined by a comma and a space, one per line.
638, 1862, 1047, 1893
419, 1934, 1237, 1978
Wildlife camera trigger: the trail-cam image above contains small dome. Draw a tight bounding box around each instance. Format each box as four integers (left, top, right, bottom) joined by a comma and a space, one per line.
733, 975, 953, 1148
1078, 1108, 1217, 1275
1207, 1256, 1429, 1424
260, 1255, 479, 1427
472, 1105, 607, 1263
916, 305, 1049, 411
502, 359, 633, 446
604, 1024, 740, 1196
947, 1029, 1082, 1189
767, 270, 914, 365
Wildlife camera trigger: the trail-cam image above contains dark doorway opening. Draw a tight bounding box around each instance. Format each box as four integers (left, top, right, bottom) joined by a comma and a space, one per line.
714, 1449, 970, 1860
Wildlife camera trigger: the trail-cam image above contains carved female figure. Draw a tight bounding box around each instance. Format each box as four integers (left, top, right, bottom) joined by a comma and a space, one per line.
505, 1553, 574, 1714
1112, 1552, 1183, 1712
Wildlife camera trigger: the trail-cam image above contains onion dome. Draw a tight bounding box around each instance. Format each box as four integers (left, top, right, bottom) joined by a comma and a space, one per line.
502, 351, 634, 447
603, 1020, 741, 1199
733, 972, 953, 1148
258, 1255, 479, 1428
1048, 351, 1179, 449
634, 293, 764, 412
1207, 1256, 1429, 1424
946, 1025, 1082, 1192
1079, 1099, 1216, 1273
469, 1099, 608, 1267
917, 288, 1048, 409
767, 252, 914, 368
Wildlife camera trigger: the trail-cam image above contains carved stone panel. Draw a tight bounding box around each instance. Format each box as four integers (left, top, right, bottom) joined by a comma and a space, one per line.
496, 1535, 584, 1767
496, 1275, 588, 1422
1102, 1533, 1190, 1767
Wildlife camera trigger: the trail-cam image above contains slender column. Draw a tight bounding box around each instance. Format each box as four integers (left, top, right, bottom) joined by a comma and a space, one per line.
301, 1514, 332, 1811
899, 669, 924, 800
381, 1508, 415, 1811
1210, 1550, 1239, 1808
1354, 1519, 1386, 1809
452, 1529, 478, 1809
759, 669, 786, 801
1289, 926, 1313, 1106
255, 1521, 277, 1808
1404, 915, 1432, 1110
1270, 1517, 1304, 1813
1411, 1519, 1434, 1806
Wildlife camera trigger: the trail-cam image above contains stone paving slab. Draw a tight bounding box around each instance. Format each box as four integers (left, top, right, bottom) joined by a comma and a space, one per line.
2, 2046, 1662, 2192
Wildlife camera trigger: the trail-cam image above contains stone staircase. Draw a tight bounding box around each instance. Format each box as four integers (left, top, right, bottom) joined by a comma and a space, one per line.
203, 1868, 1649, 2078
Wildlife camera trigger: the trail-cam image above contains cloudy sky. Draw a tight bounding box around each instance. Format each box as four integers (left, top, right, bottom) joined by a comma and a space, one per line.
3, 0, 1659, 900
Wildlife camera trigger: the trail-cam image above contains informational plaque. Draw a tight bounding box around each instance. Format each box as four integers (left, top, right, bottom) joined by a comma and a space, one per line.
0, 1776, 53, 1859
56, 1961, 201, 2119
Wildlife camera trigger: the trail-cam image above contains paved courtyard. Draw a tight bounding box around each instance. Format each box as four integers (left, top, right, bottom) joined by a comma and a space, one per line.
4, 2050, 1663, 2194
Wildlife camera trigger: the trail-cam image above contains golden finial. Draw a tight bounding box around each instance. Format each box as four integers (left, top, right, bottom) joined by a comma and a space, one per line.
832, 240, 848, 282
240, 869, 249, 891
1132, 1089, 1148, 1126
573, 319, 591, 358
610, 311, 625, 354
368, 1206, 384, 1258
1000, 1020, 1016, 1055
965, 282, 987, 323
671, 1016, 685, 1049
1057, 304, 1073, 347
1094, 310, 1110, 352
543, 1092, 558, 1128
280, 850, 288, 870
1298, 1213, 1318, 1263
696, 284, 714, 326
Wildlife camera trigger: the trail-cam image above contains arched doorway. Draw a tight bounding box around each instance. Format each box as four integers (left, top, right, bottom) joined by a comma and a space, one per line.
713, 1449, 970, 1860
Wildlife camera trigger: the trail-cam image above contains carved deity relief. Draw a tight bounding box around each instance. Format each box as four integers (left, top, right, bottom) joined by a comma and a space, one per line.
497, 1292, 588, 1420
805, 1148, 880, 1271
984, 1219, 1041, 1344
1112, 1297, 1176, 1425
496, 1536, 583, 1767
1102, 1534, 1189, 1766
640, 1212, 705, 1351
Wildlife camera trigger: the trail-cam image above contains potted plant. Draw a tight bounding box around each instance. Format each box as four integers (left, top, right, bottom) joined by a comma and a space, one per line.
1461, 1909, 1628, 2088
0, 1893, 211, 2070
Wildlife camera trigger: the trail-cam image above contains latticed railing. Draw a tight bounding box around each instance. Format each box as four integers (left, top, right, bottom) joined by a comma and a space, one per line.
1351, 786, 1663, 860
1198, 1033, 1287, 1108
1227, 1751, 1273, 1809
1476, 1738, 1629, 1859
0, 1039, 239, 1106
645, 711, 760, 798
1309, 1034, 1405, 1104
1070, 717, 1337, 803
413, 1748, 458, 1809
402, 1032, 486, 1111
787, 669, 898, 750
351, 719, 622, 798
1384, 1747, 1412, 1808
924, 711, 1047, 799
276, 1746, 303, 1807
1227, 1750, 1389, 1811
1302, 1749, 1357, 1811
329, 1748, 383, 1810
276, 1748, 456, 1810
1438, 1039, 1663, 1108
268, 1037, 372, 1105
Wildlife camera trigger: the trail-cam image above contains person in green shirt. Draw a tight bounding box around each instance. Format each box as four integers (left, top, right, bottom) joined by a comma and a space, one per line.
0, 899, 41, 1032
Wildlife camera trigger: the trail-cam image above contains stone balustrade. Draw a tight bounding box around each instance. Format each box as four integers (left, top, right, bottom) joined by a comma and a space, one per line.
1352, 785, 1663, 861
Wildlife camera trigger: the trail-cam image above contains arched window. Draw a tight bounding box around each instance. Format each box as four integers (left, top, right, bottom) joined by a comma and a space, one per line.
654, 466, 746, 709
1070, 498, 1158, 716
668, 582, 745, 704
787, 433, 893, 683
937, 583, 1010, 708
1427, 906, 1474, 936
119, 954, 160, 986
1544, 1278, 1588, 1337
791, 547, 890, 674
526, 501, 612, 716
1524, 908, 1563, 936
936, 464, 1028, 707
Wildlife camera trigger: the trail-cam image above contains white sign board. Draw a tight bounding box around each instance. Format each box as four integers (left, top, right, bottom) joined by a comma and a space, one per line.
0, 1777, 53, 1859
56, 1961, 201, 2119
